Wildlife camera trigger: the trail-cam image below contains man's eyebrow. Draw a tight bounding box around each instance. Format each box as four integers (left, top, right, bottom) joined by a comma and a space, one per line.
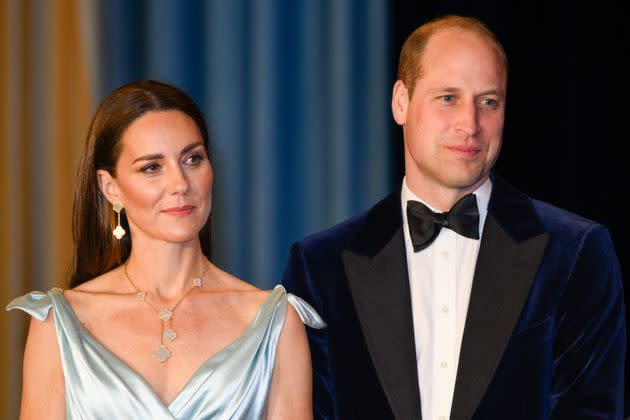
426, 87, 461, 94
426, 87, 504, 97
476, 89, 505, 97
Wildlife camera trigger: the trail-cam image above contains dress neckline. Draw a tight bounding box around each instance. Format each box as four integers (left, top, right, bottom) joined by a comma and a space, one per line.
50, 286, 283, 410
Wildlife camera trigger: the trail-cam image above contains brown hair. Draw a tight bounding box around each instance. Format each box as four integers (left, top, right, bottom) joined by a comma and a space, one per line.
397, 15, 508, 98
69, 80, 213, 288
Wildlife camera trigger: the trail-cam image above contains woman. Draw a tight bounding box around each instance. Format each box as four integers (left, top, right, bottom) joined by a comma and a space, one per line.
6, 80, 325, 419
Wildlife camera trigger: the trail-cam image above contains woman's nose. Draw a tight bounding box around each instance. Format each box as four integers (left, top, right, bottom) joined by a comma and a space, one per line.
166, 165, 190, 194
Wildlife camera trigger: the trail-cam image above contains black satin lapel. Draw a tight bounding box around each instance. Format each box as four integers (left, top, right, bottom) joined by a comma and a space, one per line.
450, 215, 549, 420
343, 229, 422, 420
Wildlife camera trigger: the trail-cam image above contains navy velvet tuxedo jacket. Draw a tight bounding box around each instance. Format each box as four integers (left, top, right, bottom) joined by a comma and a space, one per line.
282, 175, 626, 420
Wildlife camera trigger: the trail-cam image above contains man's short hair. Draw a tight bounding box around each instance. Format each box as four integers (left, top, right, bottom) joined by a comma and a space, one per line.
397, 15, 508, 98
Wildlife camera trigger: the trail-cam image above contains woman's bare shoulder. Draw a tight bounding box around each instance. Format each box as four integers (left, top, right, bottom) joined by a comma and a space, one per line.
204, 264, 273, 316
63, 266, 129, 320
68, 266, 124, 294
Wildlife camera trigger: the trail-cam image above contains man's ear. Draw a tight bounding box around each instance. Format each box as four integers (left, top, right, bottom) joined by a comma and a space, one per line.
391, 80, 409, 126
96, 169, 122, 206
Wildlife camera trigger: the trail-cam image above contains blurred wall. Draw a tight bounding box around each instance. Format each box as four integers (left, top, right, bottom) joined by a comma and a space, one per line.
1, 0, 96, 416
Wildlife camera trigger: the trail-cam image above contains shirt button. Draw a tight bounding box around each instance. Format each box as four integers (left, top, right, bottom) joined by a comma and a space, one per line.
441, 251, 449, 259
441, 306, 449, 313
441, 361, 447, 368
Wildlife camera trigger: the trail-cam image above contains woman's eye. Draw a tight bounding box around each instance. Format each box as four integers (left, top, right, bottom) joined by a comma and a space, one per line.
185, 154, 204, 165
141, 163, 161, 174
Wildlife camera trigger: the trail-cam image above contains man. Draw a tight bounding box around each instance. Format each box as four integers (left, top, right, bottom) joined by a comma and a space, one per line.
282, 15, 626, 420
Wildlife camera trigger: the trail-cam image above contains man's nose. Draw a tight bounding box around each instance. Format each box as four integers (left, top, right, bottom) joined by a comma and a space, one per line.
454, 101, 480, 136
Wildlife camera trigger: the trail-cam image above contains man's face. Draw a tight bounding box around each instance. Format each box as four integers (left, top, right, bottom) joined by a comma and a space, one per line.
392, 28, 507, 204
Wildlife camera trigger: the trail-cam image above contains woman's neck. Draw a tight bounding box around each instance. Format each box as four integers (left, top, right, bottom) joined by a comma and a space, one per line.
123, 237, 210, 301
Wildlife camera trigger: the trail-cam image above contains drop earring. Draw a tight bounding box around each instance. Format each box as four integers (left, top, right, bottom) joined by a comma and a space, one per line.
112, 203, 126, 239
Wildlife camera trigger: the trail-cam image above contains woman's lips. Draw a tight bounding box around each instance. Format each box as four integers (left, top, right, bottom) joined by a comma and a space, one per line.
162, 205, 194, 216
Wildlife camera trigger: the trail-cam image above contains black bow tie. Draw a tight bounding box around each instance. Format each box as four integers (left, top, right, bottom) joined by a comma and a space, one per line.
406, 193, 480, 252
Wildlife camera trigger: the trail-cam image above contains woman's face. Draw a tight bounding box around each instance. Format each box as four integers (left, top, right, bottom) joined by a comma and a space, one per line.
101, 110, 213, 246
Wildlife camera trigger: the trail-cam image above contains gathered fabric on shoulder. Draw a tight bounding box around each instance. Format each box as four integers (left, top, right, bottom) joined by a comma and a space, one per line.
6, 285, 325, 420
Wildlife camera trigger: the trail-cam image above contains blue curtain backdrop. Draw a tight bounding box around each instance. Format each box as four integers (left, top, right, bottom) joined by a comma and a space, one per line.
98, 0, 392, 288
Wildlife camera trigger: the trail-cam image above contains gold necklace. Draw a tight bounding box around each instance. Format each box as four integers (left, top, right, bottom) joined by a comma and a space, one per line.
123, 262, 210, 363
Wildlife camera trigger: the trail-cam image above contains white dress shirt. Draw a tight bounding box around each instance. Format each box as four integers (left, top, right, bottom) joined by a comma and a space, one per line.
401, 177, 492, 420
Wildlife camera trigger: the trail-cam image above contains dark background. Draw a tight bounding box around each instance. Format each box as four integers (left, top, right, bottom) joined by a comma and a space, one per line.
391, 0, 628, 411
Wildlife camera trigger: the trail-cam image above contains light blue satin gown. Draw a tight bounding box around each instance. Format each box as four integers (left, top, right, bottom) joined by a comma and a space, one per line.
6, 285, 325, 419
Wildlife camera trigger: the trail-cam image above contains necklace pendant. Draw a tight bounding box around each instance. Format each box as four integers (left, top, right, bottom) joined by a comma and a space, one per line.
193, 277, 201, 287
159, 309, 173, 321
163, 328, 177, 343
153, 345, 171, 363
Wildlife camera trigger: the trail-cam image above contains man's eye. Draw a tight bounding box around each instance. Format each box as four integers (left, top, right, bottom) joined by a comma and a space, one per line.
481, 98, 499, 107
441, 95, 455, 103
